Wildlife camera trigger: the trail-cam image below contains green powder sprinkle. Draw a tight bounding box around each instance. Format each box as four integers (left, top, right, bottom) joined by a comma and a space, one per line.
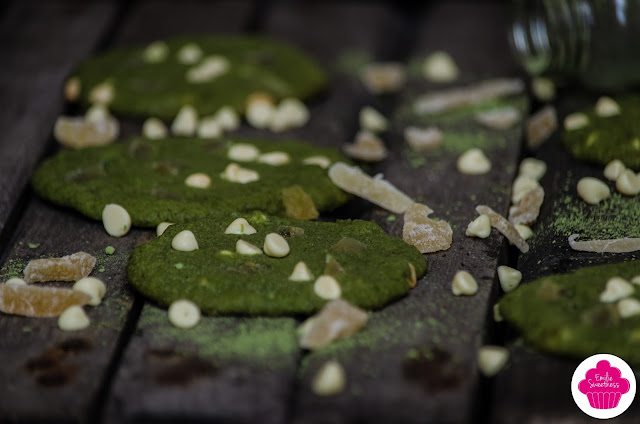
387, 215, 396, 222
28, 243, 39, 249
105, 246, 115, 255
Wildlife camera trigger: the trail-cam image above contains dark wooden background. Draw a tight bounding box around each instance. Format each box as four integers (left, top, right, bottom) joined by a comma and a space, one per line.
1, 1, 638, 423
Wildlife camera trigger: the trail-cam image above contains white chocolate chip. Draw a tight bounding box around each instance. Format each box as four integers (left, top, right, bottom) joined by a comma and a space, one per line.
616, 169, 640, 196
595, 96, 621, 117
270, 98, 309, 132
220, 163, 260, 184
289, 261, 313, 281
360, 62, 406, 94
515, 224, 534, 240
263, 233, 290, 258
404, 126, 443, 152
185, 173, 211, 189
73, 277, 106, 306
518, 158, 547, 181
6, 277, 27, 286
186, 55, 229, 83
531, 77, 555, 102
102, 204, 131, 237
58, 306, 90, 331
236, 239, 263, 255
475, 107, 521, 130
618, 298, 640, 318
600, 276, 634, 303
314, 275, 341, 299
85, 104, 110, 123
497, 266, 522, 293
246, 94, 276, 129
64, 77, 81, 102
54, 115, 119, 149
143, 41, 169, 63
632, 275, 640, 285
142, 117, 168, 139
303, 155, 331, 169
478, 346, 509, 377
563, 112, 589, 131
493, 303, 503, 322
511, 175, 541, 203
466, 214, 491, 239
224, 218, 257, 235
228, 143, 260, 162
89, 81, 114, 105
197, 116, 222, 139
422, 50, 459, 83
214, 106, 240, 131
258, 151, 291, 166
604, 159, 626, 181
156, 222, 173, 237
577, 177, 611, 205
312, 361, 346, 396
359, 106, 388, 133
171, 230, 199, 252
176, 43, 202, 64
457, 148, 491, 175
451, 270, 478, 296
168, 299, 201, 329
171, 105, 198, 136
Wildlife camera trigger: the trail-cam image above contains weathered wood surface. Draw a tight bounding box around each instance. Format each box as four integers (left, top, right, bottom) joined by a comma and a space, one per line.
2, 1, 640, 423
491, 94, 640, 424
0, 0, 120, 242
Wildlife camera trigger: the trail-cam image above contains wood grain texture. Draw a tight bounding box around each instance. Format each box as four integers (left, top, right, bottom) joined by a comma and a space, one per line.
0, 1, 120, 239
291, 3, 526, 423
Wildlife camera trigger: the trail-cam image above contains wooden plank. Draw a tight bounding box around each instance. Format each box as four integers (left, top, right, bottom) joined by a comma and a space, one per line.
0, 0, 120, 240
0, 196, 143, 423
491, 93, 640, 423
291, 3, 525, 423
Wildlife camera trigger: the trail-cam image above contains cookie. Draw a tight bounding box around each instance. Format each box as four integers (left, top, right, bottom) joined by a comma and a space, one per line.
562, 95, 640, 171
127, 211, 427, 315
71, 35, 327, 119
32, 137, 350, 227
500, 260, 640, 363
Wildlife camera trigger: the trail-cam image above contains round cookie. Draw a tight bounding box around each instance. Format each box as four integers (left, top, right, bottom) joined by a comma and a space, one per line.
32, 137, 349, 227
500, 260, 640, 364
562, 95, 640, 171
127, 211, 428, 315
71, 35, 327, 119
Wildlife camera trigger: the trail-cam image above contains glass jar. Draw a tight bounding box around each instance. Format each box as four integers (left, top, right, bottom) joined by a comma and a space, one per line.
509, 0, 640, 91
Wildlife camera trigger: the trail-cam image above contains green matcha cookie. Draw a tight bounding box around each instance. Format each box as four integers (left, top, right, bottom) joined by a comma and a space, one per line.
127, 211, 427, 315
500, 261, 640, 363
562, 96, 640, 170
71, 35, 326, 119
32, 137, 349, 227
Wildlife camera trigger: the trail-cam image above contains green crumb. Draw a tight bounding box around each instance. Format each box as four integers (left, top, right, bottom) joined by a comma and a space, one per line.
174, 263, 184, 270
27, 243, 40, 249
141, 306, 299, 370
387, 215, 396, 222
98, 267, 105, 273
500, 260, 640, 363
22, 327, 32, 333
1, 258, 27, 280
470, 194, 477, 202
105, 246, 115, 255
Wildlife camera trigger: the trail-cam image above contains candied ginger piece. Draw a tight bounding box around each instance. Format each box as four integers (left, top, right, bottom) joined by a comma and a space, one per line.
526, 105, 557, 150
360, 62, 406, 94
568, 234, 640, 253
0, 284, 91, 317
413, 78, 524, 115
282, 185, 319, 220
54, 116, 119, 149
299, 299, 369, 350
476, 205, 529, 253
328, 162, 413, 214
23, 252, 96, 283
402, 203, 452, 253
508, 187, 544, 225
475, 107, 521, 130
342, 130, 388, 162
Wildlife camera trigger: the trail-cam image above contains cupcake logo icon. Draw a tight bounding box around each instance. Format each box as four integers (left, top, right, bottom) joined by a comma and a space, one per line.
572, 354, 636, 419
